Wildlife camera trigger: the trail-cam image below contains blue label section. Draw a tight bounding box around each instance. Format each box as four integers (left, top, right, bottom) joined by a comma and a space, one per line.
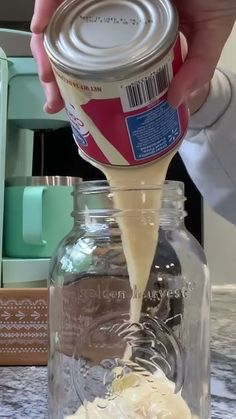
71, 124, 88, 147
126, 101, 181, 160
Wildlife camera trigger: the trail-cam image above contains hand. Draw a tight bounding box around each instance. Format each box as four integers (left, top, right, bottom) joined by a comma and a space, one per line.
168, 0, 236, 108
31, 0, 64, 113
31, 0, 236, 114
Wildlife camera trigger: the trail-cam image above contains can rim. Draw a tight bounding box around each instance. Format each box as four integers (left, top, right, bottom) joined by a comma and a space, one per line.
44, 0, 179, 81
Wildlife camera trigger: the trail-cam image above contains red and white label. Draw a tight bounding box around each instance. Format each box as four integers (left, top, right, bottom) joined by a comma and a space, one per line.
53, 36, 188, 166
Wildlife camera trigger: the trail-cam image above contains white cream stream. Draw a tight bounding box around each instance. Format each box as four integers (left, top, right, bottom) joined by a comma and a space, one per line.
102, 154, 174, 324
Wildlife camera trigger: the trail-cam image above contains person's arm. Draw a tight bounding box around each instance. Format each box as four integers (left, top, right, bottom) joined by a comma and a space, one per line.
180, 68, 236, 225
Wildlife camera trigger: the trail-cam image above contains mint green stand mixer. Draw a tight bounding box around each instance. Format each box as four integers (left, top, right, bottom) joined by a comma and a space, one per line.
0, 29, 69, 288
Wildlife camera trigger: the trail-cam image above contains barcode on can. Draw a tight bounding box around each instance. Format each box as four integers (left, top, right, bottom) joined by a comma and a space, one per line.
120, 61, 173, 112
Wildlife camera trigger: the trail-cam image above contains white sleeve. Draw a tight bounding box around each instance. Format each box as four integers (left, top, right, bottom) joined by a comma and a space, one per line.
179, 68, 236, 225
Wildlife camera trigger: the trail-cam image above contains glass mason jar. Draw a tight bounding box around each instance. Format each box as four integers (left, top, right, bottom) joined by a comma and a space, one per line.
48, 180, 210, 419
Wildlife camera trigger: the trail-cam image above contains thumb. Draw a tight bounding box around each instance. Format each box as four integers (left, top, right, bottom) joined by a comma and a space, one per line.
168, 22, 233, 108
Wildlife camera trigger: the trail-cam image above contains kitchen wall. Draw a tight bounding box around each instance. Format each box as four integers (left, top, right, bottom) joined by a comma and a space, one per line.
0, 0, 34, 22
204, 24, 236, 285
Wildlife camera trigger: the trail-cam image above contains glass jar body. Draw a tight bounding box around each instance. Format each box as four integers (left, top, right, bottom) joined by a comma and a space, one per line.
48, 182, 210, 419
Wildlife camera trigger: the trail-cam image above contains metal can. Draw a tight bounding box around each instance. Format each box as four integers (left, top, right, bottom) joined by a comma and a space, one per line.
44, 0, 188, 167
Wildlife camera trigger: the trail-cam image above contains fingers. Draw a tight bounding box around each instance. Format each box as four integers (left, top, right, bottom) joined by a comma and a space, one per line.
31, 34, 54, 83
168, 19, 234, 107
188, 82, 210, 115
31, 33, 64, 113
42, 81, 65, 114
31, 0, 64, 113
168, 56, 213, 108
31, 0, 60, 33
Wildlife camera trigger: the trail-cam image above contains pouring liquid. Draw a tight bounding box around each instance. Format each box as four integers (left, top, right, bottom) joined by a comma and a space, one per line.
67, 151, 195, 418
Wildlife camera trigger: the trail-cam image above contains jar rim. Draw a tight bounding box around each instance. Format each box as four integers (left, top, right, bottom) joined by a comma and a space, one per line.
73, 180, 184, 194
72, 180, 186, 221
